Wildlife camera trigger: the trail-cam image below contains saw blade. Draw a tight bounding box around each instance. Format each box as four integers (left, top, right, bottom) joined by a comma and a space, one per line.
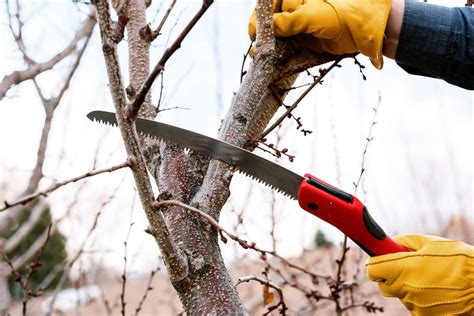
87, 110, 304, 199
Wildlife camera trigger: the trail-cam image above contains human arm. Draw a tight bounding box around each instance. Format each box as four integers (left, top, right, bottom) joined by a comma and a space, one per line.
393, 1, 474, 90
366, 235, 474, 316
248, 0, 474, 90
383, 0, 404, 59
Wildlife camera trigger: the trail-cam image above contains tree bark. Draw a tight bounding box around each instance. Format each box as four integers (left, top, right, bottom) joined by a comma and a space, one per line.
147, 43, 336, 313
96, 0, 337, 313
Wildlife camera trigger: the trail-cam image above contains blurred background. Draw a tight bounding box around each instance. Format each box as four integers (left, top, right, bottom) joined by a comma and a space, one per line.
0, 0, 472, 314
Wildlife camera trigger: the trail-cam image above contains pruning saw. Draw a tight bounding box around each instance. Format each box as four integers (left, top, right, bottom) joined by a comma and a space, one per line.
87, 110, 407, 256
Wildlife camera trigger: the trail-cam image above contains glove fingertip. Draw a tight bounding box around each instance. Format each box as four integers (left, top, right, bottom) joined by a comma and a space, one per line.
248, 11, 257, 41
273, 11, 304, 37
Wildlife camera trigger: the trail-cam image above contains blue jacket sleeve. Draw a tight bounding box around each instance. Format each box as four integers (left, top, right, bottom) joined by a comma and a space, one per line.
395, 1, 474, 90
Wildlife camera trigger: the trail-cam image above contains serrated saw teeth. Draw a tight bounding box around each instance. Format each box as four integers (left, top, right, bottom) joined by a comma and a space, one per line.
236, 170, 294, 199
88, 110, 302, 200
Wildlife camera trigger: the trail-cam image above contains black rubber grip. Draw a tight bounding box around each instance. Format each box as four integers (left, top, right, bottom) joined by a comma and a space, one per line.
306, 177, 353, 203
362, 207, 386, 240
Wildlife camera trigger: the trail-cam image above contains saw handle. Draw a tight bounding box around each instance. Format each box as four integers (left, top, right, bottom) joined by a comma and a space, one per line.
298, 174, 408, 256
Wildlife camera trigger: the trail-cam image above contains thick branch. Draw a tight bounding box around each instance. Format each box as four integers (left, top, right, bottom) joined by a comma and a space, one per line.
93, 0, 188, 284
192, 42, 339, 220
24, 104, 54, 194
123, 0, 154, 119
255, 0, 275, 57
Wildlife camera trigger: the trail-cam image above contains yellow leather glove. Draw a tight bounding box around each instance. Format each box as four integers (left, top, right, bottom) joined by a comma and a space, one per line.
366, 234, 474, 315
248, 0, 391, 69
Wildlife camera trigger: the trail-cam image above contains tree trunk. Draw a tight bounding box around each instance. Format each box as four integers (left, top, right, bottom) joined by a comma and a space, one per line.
148, 43, 335, 313
99, 1, 337, 313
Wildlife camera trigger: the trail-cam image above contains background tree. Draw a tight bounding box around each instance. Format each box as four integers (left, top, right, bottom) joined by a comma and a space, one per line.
0, 2, 95, 310
1, 201, 68, 300
314, 229, 333, 249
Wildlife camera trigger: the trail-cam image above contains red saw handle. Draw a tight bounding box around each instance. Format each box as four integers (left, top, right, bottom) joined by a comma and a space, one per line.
298, 174, 407, 256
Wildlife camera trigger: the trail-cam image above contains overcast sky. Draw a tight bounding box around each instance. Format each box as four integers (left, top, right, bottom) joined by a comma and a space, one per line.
0, 0, 472, 274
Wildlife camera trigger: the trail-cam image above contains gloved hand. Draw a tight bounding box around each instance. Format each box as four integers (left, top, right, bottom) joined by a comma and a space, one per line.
366, 234, 474, 315
248, 0, 391, 69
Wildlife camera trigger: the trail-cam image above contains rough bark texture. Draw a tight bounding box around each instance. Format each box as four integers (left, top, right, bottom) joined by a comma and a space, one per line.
148, 42, 336, 313
95, 0, 338, 313
94, 0, 189, 287
123, 0, 156, 119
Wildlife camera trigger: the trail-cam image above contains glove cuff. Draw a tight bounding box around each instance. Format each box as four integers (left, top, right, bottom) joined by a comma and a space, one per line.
356, 0, 391, 69
330, 0, 391, 69
369, 0, 391, 69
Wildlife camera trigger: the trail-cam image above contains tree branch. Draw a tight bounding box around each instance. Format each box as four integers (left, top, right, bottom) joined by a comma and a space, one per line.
332, 94, 382, 314
93, 0, 188, 284
126, 0, 214, 120
236, 275, 287, 314
10, 225, 54, 271
260, 56, 344, 139
156, 200, 330, 281
151, 0, 177, 41
255, 0, 275, 57
0, 13, 96, 100
0, 162, 130, 212
133, 266, 160, 316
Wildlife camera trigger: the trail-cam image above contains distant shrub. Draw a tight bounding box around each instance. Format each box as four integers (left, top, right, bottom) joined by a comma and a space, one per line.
2, 201, 68, 300
313, 229, 333, 248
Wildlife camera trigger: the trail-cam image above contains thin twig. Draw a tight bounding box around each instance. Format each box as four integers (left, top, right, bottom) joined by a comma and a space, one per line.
0, 161, 130, 212
45, 178, 125, 316
152, 0, 177, 40
353, 93, 381, 192
260, 57, 343, 139
236, 275, 287, 314
332, 93, 382, 315
240, 43, 253, 83
134, 266, 160, 316
121, 194, 136, 316
332, 237, 349, 314
256, 139, 295, 162
3, 224, 53, 316
0, 11, 96, 100
265, 260, 332, 302
157, 106, 190, 114
127, 0, 214, 120
156, 72, 165, 113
